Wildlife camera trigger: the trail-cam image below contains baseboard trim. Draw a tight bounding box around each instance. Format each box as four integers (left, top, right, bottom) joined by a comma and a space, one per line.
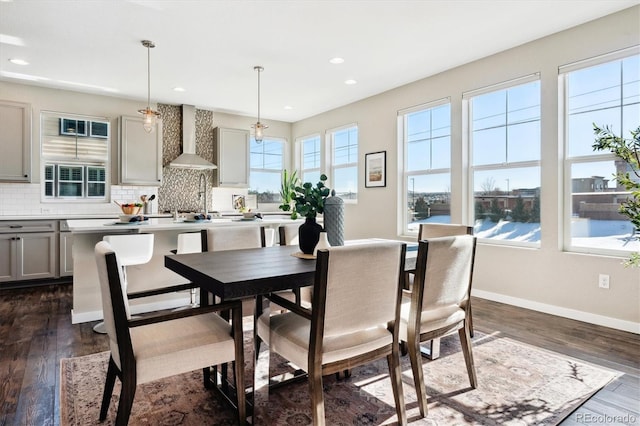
71, 296, 192, 324
472, 289, 640, 334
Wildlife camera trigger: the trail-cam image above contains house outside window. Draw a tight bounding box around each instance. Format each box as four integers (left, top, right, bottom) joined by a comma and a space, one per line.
561, 48, 640, 257
399, 100, 451, 234
299, 134, 322, 184
41, 112, 109, 201
249, 136, 285, 204
327, 124, 358, 200
465, 75, 541, 246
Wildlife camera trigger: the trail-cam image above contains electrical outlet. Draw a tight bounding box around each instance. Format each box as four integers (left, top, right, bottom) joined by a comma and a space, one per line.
598, 274, 610, 289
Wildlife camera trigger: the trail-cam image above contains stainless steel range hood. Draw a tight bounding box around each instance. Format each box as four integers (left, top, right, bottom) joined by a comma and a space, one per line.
169, 104, 217, 170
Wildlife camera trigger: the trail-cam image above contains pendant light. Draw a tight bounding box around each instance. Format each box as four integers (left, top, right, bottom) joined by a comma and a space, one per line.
137, 40, 160, 133
252, 66, 268, 143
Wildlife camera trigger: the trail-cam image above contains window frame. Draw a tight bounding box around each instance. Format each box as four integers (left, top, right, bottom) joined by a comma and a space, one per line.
326, 123, 359, 202
560, 46, 640, 258
298, 133, 323, 184
398, 98, 452, 236
249, 135, 287, 205
464, 74, 542, 248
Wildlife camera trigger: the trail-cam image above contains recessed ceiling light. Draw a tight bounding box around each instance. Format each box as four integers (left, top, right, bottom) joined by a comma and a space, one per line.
9, 58, 28, 65
284, 105, 293, 110
173, 87, 185, 92
329, 57, 344, 64
344, 79, 357, 85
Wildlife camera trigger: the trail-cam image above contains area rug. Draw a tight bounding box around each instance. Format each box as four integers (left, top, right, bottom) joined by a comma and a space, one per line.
60, 330, 620, 425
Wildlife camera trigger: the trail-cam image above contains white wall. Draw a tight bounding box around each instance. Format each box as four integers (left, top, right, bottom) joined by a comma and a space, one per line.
291, 6, 640, 332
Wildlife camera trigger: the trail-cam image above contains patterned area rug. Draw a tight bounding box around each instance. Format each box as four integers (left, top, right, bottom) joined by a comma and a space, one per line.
60, 329, 620, 425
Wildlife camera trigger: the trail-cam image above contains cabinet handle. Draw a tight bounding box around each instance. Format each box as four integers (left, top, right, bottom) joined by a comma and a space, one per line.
9, 225, 23, 229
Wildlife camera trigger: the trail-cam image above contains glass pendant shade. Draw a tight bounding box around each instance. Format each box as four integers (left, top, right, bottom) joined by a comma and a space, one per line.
252, 66, 268, 143
138, 40, 160, 133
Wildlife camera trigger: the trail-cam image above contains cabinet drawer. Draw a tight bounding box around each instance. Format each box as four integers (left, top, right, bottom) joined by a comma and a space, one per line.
0, 221, 57, 233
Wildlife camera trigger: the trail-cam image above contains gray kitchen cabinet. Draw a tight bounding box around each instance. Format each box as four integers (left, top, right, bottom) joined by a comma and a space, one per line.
0, 100, 31, 182
213, 127, 249, 187
59, 221, 73, 277
119, 115, 163, 186
0, 221, 56, 282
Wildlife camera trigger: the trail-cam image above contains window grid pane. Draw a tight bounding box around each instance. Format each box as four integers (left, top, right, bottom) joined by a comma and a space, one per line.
250, 137, 285, 203
330, 126, 358, 200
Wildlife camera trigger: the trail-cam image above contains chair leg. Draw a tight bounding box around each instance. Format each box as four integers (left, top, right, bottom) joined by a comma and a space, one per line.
115, 368, 136, 426
387, 350, 407, 425
458, 324, 477, 388
407, 334, 428, 418
99, 356, 118, 421
399, 341, 408, 356
468, 304, 475, 338
308, 366, 325, 425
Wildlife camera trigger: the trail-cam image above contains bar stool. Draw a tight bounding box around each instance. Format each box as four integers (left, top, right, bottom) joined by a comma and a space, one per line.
174, 232, 202, 308
93, 233, 155, 333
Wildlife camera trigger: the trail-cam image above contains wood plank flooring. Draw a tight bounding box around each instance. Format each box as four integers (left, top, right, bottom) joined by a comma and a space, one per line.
0, 283, 638, 425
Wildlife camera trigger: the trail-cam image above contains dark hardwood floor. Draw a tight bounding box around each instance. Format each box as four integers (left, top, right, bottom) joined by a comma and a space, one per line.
0, 283, 638, 425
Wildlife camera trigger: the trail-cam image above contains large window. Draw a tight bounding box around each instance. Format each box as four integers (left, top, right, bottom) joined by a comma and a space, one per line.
399, 100, 451, 234
562, 49, 640, 256
41, 112, 109, 200
249, 137, 285, 204
466, 76, 541, 245
299, 134, 322, 184
327, 124, 358, 200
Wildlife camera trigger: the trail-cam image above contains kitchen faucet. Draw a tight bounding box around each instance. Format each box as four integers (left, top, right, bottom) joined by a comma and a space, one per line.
198, 172, 208, 215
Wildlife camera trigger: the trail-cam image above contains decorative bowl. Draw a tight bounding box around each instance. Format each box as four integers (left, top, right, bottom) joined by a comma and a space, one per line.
120, 204, 142, 214
118, 214, 140, 222
242, 212, 256, 219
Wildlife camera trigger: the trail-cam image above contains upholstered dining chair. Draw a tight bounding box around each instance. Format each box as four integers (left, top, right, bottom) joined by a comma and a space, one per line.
278, 224, 307, 306
399, 235, 477, 418
257, 242, 408, 425
405, 223, 476, 359
172, 232, 203, 309
94, 241, 245, 425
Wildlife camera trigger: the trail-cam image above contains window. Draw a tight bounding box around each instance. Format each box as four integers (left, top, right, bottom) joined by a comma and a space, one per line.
299, 134, 322, 184
327, 125, 358, 200
561, 48, 640, 256
466, 76, 541, 246
399, 100, 451, 234
41, 112, 109, 200
249, 137, 285, 204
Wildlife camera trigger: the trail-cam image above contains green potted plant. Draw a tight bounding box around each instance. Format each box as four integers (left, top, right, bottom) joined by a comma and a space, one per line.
592, 123, 639, 267
279, 169, 300, 219
293, 174, 331, 254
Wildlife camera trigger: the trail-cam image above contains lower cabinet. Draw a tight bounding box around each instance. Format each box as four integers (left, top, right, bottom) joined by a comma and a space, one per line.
59, 231, 73, 277
0, 232, 56, 282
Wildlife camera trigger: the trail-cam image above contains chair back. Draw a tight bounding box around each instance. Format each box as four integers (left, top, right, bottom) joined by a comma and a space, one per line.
202, 226, 265, 251
315, 242, 406, 338
278, 223, 299, 246
95, 241, 131, 368
418, 223, 473, 240
102, 233, 154, 266
177, 232, 202, 254
416, 235, 476, 313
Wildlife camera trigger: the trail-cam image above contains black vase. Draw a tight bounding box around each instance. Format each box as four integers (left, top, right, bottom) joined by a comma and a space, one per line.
298, 217, 323, 254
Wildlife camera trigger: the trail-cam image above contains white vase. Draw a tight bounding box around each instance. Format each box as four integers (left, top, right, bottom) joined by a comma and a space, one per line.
313, 231, 331, 256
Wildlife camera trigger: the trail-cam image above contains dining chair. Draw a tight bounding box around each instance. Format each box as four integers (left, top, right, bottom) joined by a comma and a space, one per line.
93, 233, 155, 334
278, 224, 308, 306
172, 232, 202, 309
94, 241, 245, 425
257, 242, 408, 425
399, 234, 477, 418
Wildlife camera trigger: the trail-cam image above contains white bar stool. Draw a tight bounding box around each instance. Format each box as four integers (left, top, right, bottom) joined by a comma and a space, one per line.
93, 233, 155, 333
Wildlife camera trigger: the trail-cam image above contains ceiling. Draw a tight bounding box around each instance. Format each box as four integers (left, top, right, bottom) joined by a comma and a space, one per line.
0, 0, 637, 123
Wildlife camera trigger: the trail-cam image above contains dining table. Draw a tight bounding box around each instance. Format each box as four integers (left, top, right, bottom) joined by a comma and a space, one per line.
163, 239, 417, 423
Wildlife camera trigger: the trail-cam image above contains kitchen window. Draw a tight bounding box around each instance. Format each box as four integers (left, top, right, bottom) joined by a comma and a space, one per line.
41, 111, 110, 201
560, 47, 639, 257
399, 99, 451, 235
299, 134, 322, 184
249, 136, 285, 204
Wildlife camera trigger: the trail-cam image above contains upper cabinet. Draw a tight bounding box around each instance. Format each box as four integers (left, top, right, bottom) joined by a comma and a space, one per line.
119, 115, 163, 186
0, 101, 31, 182
213, 127, 249, 187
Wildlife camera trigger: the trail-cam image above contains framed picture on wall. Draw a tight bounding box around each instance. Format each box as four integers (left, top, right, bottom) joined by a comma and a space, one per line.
365, 151, 386, 188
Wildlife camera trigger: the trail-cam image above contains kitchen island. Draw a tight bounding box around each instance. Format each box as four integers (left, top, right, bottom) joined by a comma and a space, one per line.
67, 216, 301, 323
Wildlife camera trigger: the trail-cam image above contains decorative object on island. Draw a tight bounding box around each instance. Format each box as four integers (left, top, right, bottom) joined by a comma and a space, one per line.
279, 169, 301, 219
323, 189, 344, 246
137, 40, 160, 133
293, 174, 331, 254
252, 66, 268, 143
592, 123, 640, 267
365, 150, 387, 188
